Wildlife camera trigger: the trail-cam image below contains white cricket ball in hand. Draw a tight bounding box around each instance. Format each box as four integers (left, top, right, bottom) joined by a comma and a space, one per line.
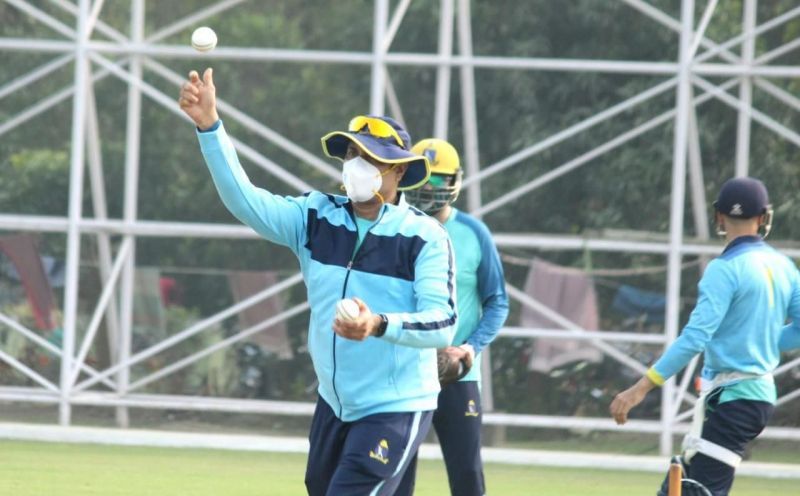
191, 26, 217, 52
336, 299, 360, 322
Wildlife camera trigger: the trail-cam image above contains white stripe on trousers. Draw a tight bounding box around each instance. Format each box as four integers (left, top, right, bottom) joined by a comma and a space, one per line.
369, 411, 422, 496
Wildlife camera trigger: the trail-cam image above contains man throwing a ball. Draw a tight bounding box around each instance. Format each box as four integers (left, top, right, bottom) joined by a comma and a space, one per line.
179, 68, 457, 495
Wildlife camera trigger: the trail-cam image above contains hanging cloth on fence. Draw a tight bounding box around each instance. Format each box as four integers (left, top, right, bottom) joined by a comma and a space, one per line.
0, 234, 56, 330
522, 258, 602, 373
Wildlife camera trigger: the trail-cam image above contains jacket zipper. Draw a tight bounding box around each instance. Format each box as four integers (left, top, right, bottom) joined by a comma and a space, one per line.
331, 205, 386, 419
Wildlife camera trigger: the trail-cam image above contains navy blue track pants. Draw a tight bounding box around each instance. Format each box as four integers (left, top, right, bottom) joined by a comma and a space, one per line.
658, 392, 774, 496
396, 381, 485, 496
305, 397, 433, 496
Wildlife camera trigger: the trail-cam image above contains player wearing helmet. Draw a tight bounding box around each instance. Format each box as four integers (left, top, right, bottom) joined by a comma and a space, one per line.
610, 177, 800, 495
402, 139, 509, 496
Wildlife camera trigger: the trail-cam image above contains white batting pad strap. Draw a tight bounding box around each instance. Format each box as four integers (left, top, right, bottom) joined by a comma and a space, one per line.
682, 435, 742, 468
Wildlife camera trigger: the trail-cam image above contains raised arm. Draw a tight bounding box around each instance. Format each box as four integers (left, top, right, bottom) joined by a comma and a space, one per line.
179, 68, 306, 252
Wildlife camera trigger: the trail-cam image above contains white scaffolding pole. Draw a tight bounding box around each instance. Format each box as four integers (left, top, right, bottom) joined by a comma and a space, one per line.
457, 0, 482, 215
85, 73, 122, 368
370, 0, 389, 115
67, 238, 131, 388
462, 78, 678, 188
693, 76, 800, 147
50, 2, 339, 182
0, 312, 116, 388
381, 0, 413, 53
115, 0, 145, 428
694, 5, 800, 65
0, 54, 73, 102
6, 0, 76, 38
128, 302, 309, 392
145, 0, 247, 44
73, 273, 304, 393
433, 0, 454, 140
0, 58, 128, 139
660, 0, 694, 456
735, 0, 757, 177
471, 78, 739, 218
0, 349, 58, 392
89, 53, 313, 192
687, 91, 710, 244
85, 0, 106, 39
59, 0, 91, 426
687, 0, 719, 60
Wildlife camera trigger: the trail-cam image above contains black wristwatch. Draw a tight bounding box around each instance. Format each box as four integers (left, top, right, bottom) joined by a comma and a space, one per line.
375, 314, 388, 337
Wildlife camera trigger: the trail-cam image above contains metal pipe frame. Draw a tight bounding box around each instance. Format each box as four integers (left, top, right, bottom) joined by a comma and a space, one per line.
84, 60, 122, 370
1, 0, 800, 456
433, 0, 454, 140
660, 0, 694, 456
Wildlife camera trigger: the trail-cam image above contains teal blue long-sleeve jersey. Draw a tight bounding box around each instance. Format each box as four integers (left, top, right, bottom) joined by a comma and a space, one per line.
197, 122, 457, 421
647, 236, 800, 403
443, 208, 509, 383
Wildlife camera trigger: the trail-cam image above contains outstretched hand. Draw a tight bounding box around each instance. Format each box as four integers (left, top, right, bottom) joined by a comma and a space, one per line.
178, 68, 219, 129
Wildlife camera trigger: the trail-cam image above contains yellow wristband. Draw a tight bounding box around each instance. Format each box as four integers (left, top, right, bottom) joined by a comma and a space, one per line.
646, 368, 665, 387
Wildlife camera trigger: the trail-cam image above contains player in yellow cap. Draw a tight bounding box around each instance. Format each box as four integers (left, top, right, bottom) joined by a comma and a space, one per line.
402, 138, 509, 496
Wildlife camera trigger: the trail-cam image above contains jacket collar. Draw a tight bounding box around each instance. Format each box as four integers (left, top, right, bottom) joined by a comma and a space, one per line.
722, 234, 762, 255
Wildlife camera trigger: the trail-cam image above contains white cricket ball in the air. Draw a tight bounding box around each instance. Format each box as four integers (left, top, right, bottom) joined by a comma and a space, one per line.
336, 298, 360, 322
191, 26, 217, 52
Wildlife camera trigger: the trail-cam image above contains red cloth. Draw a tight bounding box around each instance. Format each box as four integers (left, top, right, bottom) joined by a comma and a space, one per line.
0, 234, 56, 330
159, 277, 182, 307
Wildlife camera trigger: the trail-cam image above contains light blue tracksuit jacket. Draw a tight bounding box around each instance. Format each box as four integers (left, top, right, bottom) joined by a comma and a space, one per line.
648, 235, 800, 398
198, 123, 457, 421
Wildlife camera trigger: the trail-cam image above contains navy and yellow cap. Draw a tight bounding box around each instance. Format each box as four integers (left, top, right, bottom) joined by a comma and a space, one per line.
713, 177, 770, 219
321, 115, 430, 190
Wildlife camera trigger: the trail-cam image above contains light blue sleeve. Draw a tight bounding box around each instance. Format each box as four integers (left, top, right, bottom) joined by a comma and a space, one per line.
651, 259, 735, 381
779, 262, 800, 351
382, 234, 458, 349
779, 323, 800, 351
466, 219, 509, 354
196, 122, 307, 254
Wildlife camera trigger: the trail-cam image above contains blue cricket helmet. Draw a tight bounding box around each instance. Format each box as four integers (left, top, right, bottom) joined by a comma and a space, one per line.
713, 177, 770, 218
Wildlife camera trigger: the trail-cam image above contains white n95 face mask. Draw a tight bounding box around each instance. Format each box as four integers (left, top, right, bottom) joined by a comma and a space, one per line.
342, 156, 383, 203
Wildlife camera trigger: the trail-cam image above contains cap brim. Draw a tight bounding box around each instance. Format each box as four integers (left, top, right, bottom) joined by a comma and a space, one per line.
321, 131, 430, 190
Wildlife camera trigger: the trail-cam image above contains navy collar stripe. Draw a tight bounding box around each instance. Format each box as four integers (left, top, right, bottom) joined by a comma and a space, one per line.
720, 235, 765, 261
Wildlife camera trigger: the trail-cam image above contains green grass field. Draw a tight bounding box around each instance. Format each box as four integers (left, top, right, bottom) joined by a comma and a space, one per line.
0, 440, 797, 495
